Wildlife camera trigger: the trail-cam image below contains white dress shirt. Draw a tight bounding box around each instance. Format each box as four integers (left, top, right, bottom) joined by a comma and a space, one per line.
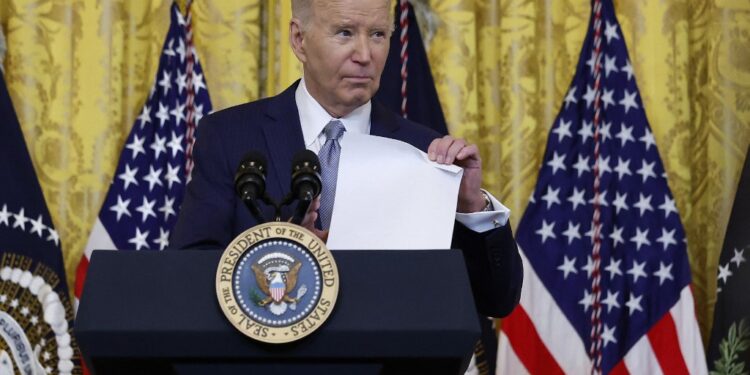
295, 78, 510, 232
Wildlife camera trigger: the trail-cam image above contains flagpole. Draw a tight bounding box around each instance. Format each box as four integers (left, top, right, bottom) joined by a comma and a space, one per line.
184, 0, 198, 181
399, 0, 409, 119
589, 0, 605, 374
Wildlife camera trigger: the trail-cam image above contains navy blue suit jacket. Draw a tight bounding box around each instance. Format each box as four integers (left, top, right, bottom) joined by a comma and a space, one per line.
171, 82, 522, 317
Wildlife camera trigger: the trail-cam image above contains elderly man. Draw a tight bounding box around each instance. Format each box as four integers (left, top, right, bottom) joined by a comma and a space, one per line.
171, 0, 521, 318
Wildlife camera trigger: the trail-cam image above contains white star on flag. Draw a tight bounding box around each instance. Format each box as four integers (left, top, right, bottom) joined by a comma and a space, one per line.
109, 195, 131, 221
558, 256, 578, 279
653, 262, 674, 285
730, 248, 746, 268
625, 293, 643, 315
615, 124, 634, 147
627, 260, 648, 283
552, 120, 573, 142
126, 135, 146, 159
28, 215, 45, 237
604, 258, 622, 279
656, 228, 677, 251
0, 204, 10, 226
128, 227, 150, 250
601, 291, 620, 313
536, 220, 556, 244
541, 186, 561, 209
614, 157, 632, 179
658, 195, 678, 218
619, 90, 639, 114
547, 152, 567, 174
717, 263, 732, 284
12, 208, 27, 230
562, 221, 582, 245
564, 87, 578, 109
568, 188, 587, 211
604, 21, 620, 43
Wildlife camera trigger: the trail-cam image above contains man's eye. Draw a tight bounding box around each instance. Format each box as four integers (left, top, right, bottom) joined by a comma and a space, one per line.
373, 31, 386, 38
337, 30, 352, 37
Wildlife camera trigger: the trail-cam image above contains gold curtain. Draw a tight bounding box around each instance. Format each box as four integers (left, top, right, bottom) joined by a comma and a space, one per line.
424, 0, 750, 342
1, 0, 748, 345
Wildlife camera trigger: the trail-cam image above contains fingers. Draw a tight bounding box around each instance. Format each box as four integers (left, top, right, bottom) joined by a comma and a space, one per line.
456, 143, 479, 161
307, 197, 328, 242
297, 215, 328, 243
445, 139, 467, 164
428, 135, 478, 164
428, 135, 452, 163
294, 197, 328, 242
318, 229, 329, 243
308, 196, 321, 214
299, 209, 317, 229
298, 197, 321, 230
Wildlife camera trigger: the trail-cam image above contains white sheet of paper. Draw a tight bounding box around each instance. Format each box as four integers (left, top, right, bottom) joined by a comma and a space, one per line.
326, 133, 463, 250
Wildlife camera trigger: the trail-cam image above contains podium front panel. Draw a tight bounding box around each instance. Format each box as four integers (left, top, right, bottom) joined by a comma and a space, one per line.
75, 249, 481, 374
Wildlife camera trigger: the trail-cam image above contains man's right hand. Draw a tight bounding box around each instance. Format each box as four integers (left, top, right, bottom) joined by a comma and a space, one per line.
298, 196, 329, 242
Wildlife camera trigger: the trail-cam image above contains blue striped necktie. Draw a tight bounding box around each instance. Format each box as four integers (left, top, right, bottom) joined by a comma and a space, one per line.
318, 120, 346, 229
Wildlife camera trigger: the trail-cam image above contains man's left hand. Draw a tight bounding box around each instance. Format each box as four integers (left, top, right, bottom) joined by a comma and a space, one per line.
428, 135, 486, 213
296, 196, 329, 242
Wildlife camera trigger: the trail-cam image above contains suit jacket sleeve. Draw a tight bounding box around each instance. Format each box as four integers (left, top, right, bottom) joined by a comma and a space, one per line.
170, 116, 235, 249
451, 221, 523, 318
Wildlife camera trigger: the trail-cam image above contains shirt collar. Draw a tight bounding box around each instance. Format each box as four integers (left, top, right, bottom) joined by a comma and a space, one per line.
295, 78, 371, 148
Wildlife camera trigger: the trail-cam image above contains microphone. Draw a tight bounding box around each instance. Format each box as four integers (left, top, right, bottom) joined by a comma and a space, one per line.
234, 151, 268, 223
289, 150, 322, 225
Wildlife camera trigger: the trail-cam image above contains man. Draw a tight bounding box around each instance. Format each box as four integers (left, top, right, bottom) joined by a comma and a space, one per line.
171, 0, 521, 318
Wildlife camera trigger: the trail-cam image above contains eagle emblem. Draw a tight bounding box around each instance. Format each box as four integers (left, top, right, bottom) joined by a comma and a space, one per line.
251, 252, 308, 316
216, 222, 339, 343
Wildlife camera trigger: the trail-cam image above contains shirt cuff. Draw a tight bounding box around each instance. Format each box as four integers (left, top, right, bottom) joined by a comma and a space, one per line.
455, 190, 510, 233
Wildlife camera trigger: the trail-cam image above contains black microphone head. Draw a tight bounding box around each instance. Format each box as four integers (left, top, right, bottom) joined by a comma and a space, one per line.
291, 149, 321, 172
291, 150, 322, 199
239, 151, 268, 171
234, 151, 268, 199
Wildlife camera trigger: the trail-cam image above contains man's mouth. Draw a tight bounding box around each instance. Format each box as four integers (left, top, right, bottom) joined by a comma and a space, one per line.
343, 76, 372, 83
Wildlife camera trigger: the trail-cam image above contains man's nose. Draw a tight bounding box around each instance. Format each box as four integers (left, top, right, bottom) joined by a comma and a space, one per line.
351, 35, 372, 64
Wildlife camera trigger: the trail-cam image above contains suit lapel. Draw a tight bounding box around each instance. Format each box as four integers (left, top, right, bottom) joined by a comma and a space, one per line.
262, 81, 306, 197
370, 100, 400, 138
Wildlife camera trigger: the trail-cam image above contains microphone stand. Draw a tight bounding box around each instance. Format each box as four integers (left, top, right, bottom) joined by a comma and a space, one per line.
280, 193, 312, 225
239, 192, 284, 223
265, 194, 283, 222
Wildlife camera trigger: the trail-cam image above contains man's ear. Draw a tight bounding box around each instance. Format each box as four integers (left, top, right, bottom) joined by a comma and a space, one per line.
289, 18, 306, 63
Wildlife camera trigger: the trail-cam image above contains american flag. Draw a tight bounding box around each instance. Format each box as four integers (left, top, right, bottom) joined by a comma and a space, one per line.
497, 1, 706, 374
74, 3, 212, 302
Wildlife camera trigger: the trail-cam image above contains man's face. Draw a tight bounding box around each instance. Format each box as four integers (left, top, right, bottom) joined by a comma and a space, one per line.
292, 0, 392, 117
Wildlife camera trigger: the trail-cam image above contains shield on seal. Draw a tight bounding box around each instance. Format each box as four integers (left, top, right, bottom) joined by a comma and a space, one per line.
269, 273, 285, 302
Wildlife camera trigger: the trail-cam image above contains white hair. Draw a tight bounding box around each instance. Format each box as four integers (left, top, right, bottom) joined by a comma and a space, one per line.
291, 0, 395, 32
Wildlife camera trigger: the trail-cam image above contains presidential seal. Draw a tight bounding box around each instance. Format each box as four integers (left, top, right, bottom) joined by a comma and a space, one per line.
0, 253, 78, 375
216, 222, 339, 344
